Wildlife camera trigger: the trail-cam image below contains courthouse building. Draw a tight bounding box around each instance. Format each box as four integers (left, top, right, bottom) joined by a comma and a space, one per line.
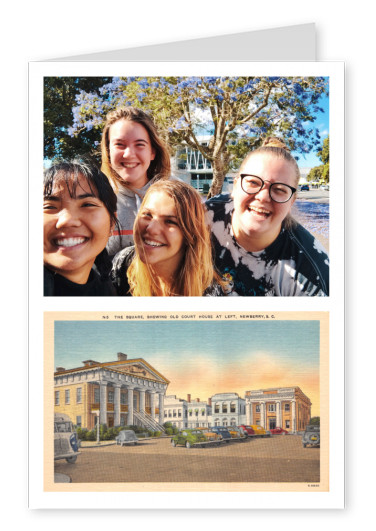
245, 387, 312, 433
54, 352, 169, 431
163, 395, 212, 429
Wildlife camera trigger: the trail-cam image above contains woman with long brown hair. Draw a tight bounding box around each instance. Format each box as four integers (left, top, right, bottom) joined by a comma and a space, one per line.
101, 106, 171, 257
111, 180, 226, 296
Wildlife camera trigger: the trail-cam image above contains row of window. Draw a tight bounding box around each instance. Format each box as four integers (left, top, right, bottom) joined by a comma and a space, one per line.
55, 388, 82, 405
254, 403, 291, 413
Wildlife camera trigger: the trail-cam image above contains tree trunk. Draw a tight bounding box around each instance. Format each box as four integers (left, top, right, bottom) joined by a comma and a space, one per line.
207, 151, 229, 199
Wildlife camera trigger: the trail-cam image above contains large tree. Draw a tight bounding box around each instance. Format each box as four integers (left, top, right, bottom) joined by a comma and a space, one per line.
48, 76, 328, 197
307, 136, 329, 183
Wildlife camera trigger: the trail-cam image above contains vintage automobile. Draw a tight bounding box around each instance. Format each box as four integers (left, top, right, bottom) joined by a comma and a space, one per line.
115, 429, 139, 446
54, 413, 80, 464
270, 427, 289, 435
302, 425, 320, 448
250, 425, 271, 437
171, 429, 208, 448
227, 426, 246, 439
300, 184, 310, 191
209, 426, 232, 441
196, 427, 222, 442
239, 425, 256, 438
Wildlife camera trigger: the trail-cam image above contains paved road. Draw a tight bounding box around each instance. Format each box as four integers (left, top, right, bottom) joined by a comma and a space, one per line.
297, 189, 329, 204
54, 435, 320, 483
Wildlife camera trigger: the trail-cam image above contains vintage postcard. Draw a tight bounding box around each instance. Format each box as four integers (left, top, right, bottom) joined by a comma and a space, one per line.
39, 311, 337, 509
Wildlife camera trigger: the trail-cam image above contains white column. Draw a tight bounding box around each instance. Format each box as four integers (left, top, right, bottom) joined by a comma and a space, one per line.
159, 393, 164, 425
292, 400, 296, 433
260, 402, 265, 428
99, 381, 107, 425
246, 400, 251, 425
128, 388, 134, 425
150, 392, 156, 419
276, 401, 281, 427
114, 384, 121, 427
139, 390, 146, 413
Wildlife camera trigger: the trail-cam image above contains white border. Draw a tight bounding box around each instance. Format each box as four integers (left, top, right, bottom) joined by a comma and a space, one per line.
28, 61, 344, 509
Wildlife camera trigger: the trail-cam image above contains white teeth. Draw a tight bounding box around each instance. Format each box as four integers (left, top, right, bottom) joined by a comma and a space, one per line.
144, 239, 164, 247
250, 206, 270, 215
55, 237, 86, 247
122, 163, 138, 168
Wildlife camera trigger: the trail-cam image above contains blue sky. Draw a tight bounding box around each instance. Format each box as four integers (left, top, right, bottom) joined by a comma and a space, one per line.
54, 319, 321, 413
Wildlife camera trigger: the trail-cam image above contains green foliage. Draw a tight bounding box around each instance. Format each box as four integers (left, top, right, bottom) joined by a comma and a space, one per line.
165, 427, 173, 435
172, 427, 179, 435
309, 417, 320, 426
163, 422, 173, 429
308, 136, 329, 183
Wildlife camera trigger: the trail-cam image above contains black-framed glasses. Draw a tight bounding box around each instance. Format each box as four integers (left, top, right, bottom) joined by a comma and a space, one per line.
240, 174, 296, 203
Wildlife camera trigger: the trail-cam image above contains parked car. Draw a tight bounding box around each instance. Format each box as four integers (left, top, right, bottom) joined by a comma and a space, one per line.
250, 425, 271, 437
171, 429, 207, 448
54, 413, 80, 463
239, 425, 256, 438
300, 184, 310, 191
209, 426, 232, 441
270, 427, 289, 435
227, 426, 246, 439
302, 425, 320, 448
320, 184, 329, 191
196, 427, 222, 442
115, 429, 139, 446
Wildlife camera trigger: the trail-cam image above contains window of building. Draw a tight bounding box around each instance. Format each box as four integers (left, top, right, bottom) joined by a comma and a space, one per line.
214, 419, 220, 426
214, 403, 219, 413
285, 420, 290, 429
173, 410, 176, 417
94, 388, 100, 403
108, 391, 114, 403
76, 416, 82, 428
178, 410, 182, 417
230, 402, 236, 413
230, 418, 236, 426
222, 403, 228, 413
256, 405, 260, 412
65, 389, 70, 404
164, 411, 167, 417
120, 393, 126, 405
55, 391, 60, 406
76, 388, 82, 404
268, 404, 276, 412
285, 403, 290, 412
201, 409, 205, 416
189, 410, 192, 417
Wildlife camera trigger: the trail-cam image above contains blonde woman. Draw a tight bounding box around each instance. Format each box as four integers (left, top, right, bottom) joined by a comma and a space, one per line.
101, 106, 171, 257
206, 137, 329, 296
111, 180, 225, 296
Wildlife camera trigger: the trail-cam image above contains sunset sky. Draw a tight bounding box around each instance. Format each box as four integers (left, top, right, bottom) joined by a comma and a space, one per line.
54, 319, 321, 416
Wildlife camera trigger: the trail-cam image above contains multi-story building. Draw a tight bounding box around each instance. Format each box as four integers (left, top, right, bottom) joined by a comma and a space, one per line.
54, 353, 169, 431
163, 395, 212, 429
210, 392, 246, 427
245, 387, 312, 433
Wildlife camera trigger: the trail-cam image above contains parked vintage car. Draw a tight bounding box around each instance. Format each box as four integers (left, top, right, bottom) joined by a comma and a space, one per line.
209, 426, 232, 441
54, 413, 80, 463
300, 184, 310, 191
270, 427, 289, 435
115, 429, 139, 446
239, 425, 256, 438
302, 425, 320, 448
250, 425, 271, 437
171, 429, 208, 448
227, 426, 246, 439
196, 427, 222, 442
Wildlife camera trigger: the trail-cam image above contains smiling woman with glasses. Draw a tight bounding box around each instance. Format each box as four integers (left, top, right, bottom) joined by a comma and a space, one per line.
206, 137, 329, 296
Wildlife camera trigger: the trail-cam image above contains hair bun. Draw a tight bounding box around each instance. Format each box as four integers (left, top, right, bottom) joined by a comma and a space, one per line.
262, 137, 290, 151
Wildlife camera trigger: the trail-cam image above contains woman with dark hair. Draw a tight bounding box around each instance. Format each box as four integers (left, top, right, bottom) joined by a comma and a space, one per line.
111, 180, 226, 296
43, 158, 118, 296
101, 106, 171, 257
206, 137, 329, 296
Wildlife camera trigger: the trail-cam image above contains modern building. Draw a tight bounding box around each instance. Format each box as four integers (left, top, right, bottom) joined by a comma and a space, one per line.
54, 352, 169, 431
245, 387, 312, 433
210, 392, 246, 427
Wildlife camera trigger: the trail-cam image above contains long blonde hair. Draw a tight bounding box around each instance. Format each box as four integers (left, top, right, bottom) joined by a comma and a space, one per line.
127, 180, 221, 296
100, 107, 171, 192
